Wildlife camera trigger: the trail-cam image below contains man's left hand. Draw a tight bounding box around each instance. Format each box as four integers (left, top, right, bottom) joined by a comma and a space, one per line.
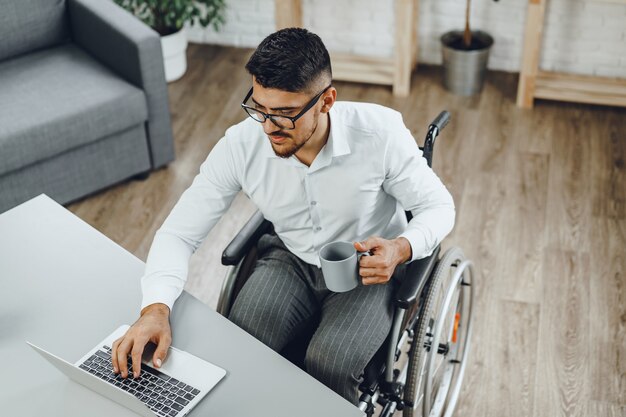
354, 237, 412, 285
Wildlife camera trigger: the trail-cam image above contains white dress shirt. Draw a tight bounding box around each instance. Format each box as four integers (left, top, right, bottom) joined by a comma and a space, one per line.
141, 101, 455, 311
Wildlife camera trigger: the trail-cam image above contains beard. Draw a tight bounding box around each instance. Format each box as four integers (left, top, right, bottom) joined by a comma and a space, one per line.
269, 117, 319, 159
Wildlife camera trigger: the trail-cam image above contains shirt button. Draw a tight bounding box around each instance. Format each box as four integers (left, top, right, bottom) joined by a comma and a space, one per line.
314, 226, 322, 232
311, 201, 317, 206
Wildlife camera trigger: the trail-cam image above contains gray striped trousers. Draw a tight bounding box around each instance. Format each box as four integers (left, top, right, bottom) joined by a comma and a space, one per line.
228, 234, 403, 405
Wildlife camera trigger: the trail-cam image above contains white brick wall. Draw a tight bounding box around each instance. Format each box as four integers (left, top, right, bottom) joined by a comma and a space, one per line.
186, 0, 626, 78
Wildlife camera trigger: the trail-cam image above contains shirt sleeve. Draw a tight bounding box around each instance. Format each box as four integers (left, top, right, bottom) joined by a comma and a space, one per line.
381, 115, 456, 262
140, 136, 241, 312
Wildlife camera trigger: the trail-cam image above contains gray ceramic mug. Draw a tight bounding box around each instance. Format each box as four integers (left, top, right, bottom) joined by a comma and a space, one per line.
319, 241, 370, 293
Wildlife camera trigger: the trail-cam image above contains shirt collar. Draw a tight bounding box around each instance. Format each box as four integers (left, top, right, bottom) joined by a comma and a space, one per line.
259, 126, 277, 158
327, 108, 351, 158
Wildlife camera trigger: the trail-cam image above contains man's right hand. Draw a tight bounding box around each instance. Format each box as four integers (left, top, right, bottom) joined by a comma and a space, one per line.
111, 303, 172, 379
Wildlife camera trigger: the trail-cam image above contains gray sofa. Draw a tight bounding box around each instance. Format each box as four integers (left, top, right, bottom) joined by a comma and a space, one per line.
0, 0, 175, 213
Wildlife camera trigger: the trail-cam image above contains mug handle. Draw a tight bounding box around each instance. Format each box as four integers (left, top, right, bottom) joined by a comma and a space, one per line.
357, 251, 371, 261
356, 251, 371, 282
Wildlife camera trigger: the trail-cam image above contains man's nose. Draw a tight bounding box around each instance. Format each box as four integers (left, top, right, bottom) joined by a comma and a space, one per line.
262, 118, 276, 134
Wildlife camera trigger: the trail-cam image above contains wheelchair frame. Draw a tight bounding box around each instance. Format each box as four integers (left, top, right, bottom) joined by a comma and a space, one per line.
216, 111, 475, 417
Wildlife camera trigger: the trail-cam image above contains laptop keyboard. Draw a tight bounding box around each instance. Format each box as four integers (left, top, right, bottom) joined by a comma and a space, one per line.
78, 345, 200, 416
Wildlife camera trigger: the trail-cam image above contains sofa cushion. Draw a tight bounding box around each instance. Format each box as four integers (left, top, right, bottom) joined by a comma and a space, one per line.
0, 0, 70, 62
0, 44, 149, 177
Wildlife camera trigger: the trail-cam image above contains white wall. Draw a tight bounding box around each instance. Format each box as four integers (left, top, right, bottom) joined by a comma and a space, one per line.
186, 0, 626, 78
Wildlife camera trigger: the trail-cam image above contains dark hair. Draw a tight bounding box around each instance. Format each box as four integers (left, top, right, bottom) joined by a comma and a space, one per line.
245, 28, 332, 93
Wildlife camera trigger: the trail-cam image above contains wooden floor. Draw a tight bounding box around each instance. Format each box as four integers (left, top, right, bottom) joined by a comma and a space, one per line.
68, 44, 626, 417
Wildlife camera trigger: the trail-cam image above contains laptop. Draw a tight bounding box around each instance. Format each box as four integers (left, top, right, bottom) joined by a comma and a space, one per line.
27, 324, 227, 417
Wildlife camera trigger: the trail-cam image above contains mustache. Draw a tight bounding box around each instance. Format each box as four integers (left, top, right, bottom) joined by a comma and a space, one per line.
268, 130, 290, 138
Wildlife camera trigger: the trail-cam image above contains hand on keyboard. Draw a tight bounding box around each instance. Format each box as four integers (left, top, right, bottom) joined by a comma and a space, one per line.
80, 346, 199, 417
112, 303, 172, 379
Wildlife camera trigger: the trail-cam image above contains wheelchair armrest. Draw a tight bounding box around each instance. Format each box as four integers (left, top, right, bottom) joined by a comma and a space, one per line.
395, 246, 441, 309
221, 210, 273, 266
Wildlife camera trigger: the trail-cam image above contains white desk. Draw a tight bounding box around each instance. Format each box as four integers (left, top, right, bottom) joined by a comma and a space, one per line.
0, 194, 364, 416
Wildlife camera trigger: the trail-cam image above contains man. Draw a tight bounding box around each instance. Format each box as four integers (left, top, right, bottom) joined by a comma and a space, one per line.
111, 28, 455, 405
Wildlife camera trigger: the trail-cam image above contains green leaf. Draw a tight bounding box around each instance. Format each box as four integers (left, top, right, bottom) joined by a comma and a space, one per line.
112, 0, 226, 32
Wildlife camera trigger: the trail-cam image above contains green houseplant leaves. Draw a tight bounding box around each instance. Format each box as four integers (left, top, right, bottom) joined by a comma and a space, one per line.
113, 0, 226, 36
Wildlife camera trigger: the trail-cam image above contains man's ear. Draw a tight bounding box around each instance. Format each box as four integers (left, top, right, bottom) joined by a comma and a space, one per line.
320, 87, 337, 113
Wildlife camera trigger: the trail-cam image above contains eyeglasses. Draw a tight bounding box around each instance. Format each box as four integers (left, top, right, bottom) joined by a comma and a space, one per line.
241, 85, 332, 130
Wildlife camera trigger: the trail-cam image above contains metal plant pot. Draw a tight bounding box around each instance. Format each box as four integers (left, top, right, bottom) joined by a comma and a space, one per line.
441, 30, 494, 96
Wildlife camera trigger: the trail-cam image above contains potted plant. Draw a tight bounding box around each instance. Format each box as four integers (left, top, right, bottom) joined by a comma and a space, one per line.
113, 0, 226, 82
441, 0, 496, 95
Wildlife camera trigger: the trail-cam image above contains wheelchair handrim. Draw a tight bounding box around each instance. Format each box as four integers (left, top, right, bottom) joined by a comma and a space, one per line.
442, 263, 474, 417
401, 246, 475, 417
424, 260, 474, 417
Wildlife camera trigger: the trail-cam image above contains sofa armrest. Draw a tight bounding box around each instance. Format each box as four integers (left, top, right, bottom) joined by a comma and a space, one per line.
395, 246, 441, 309
67, 0, 174, 168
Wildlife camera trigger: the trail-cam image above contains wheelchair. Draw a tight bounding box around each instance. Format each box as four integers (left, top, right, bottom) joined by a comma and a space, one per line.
216, 111, 476, 417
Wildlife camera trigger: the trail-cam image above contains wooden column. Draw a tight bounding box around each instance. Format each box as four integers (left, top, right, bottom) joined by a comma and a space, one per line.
516, 0, 547, 108
411, 0, 420, 71
393, 0, 419, 97
275, 0, 302, 29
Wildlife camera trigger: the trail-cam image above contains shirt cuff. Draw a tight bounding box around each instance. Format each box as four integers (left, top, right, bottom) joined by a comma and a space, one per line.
399, 228, 431, 263
140, 281, 183, 313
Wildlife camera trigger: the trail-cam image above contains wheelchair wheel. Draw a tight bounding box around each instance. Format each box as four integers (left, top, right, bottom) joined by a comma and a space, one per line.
403, 247, 475, 417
